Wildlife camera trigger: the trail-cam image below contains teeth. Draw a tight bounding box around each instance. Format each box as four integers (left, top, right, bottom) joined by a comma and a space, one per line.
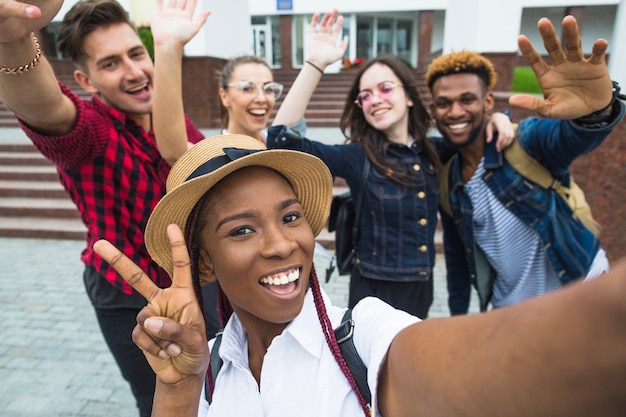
249, 109, 267, 116
127, 83, 148, 93
449, 122, 468, 130
260, 269, 299, 285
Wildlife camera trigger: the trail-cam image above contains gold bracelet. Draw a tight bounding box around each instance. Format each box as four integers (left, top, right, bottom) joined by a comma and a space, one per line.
305, 60, 324, 75
0, 33, 41, 75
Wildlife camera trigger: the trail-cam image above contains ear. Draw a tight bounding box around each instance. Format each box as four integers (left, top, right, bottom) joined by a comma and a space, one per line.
198, 248, 218, 285
219, 87, 230, 108
484, 91, 495, 112
407, 98, 414, 107
74, 69, 98, 95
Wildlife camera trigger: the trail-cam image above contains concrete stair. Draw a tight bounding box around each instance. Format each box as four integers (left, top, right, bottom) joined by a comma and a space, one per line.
0, 143, 87, 239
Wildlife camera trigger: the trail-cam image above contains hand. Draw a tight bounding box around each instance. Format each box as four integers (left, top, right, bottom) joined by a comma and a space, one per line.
509, 15, 613, 120
305, 9, 348, 70
93, 224, 210, 385
151, 0, 211, 49
0, 0, 62, 43
485, 111, 515, 152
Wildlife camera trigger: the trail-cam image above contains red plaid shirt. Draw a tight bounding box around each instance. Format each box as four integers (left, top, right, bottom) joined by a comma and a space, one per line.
21, 83, 204, 294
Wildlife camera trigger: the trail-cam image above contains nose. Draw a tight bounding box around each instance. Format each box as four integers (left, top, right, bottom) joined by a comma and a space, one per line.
253, 86, 268, 102
259, 225, 298, 259
448, 100, 465, 117
123, 57, 145, 79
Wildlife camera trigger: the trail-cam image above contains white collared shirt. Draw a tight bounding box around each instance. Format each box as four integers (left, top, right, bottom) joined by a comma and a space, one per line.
200, 288, 419, 417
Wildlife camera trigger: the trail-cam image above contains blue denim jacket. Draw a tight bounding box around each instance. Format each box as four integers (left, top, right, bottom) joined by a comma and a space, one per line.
443, 101, 625, 315
267, 125, 439, 281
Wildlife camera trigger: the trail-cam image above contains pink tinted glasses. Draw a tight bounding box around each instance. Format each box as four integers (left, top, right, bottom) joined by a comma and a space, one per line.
354, 81, 401, 108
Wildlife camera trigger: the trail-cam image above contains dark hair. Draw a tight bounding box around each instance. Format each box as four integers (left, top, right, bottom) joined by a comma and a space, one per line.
186, 169, 371, 416
56, 0, 137, 69
339, 55, 441, 185
218, 55, 273, 129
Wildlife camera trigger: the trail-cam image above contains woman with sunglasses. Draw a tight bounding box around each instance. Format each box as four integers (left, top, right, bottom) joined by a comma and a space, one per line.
268, 10, 514, 319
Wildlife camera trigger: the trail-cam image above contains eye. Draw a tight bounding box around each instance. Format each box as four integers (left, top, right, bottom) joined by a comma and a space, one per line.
461, 96, 476, 105
240, 81, 256, 93
356, 91, 372, 104
435, 100, 450, 109
379, 82, 395, 93
283, 212, 301, 224
228, 225, 254, 237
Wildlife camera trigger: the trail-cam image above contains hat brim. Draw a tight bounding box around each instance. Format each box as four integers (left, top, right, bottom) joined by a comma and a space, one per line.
145, 145, 333, 277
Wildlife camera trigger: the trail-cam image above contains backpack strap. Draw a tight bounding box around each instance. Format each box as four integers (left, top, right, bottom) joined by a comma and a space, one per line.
504, 139, 601, 235
205, 330, 224, 405
438, 156, 454, 218
335, 308, 372, 407
204, 310, 371, 408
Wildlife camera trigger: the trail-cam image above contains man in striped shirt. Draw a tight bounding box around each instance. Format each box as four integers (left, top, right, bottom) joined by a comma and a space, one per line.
425, 16, 625, 314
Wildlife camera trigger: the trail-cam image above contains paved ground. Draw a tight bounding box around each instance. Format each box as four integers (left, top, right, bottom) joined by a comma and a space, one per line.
0, 237, 478, 417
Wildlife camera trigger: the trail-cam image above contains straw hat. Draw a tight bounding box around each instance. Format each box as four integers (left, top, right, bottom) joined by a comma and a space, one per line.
145, 134, 333, 277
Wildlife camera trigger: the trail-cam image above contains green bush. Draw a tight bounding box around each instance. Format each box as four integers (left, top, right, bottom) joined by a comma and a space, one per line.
512, 66, 541, 94
137, 26, 154, 61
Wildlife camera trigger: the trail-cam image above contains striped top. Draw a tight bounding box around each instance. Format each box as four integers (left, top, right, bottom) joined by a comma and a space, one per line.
465, 159, 608, 308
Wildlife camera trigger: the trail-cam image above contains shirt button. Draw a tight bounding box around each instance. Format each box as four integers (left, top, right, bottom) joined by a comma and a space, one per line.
419, 218, 428, 226
417, 191, 426, 199
412, 164, 421, 171
419, 245, 428, 252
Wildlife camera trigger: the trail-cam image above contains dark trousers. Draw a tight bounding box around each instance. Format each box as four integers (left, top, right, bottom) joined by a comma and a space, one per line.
83, 266, 154, 417
93, 306, 155, 417
348, 267, 433, 319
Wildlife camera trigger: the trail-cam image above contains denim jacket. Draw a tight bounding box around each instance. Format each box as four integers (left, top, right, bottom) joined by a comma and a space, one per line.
443, 100, 625, 315
267, 124, 439, 282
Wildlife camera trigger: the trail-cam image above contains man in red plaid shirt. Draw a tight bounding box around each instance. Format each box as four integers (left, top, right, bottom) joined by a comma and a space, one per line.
0, 1, 204, 416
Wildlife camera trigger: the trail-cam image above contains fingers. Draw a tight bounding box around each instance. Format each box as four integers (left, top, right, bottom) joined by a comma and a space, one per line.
517, 35, 550, 80
537, 17, 565, 66
93, 239, 160, 301
589, 38, 609, 65
561, 15, 582, 62
133, 318, 182, 360
509, 93, 543, 114
0, 1, 41, 19
166, 224, 195, 290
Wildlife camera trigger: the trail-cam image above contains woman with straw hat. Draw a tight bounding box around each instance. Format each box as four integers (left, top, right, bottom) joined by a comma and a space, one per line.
95, 133, 626, 417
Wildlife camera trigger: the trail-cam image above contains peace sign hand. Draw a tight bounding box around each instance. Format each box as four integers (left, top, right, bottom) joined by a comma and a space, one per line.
93, 224, 209, 386
0, 0, 63, 43
509, 15, 613, 120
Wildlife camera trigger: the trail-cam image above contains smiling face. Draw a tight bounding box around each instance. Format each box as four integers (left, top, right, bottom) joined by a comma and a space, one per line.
357, 63, 414, 144
74, 23, 153, 125
430, 72, 494, 149
196, 166, 315, 331
219, 63, 276, 141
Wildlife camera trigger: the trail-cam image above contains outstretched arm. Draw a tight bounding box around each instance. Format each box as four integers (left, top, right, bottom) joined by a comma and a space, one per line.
509, 15, 614, 120
379, 258, 626, 417
0, 0, 76, 135
272, 9, 347, 127
151, 0, 210, 165
94, 224, 209, 417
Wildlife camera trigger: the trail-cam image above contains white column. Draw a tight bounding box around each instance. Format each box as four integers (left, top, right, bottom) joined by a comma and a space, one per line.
443, 0, 523, 53
609, 0, 626, 81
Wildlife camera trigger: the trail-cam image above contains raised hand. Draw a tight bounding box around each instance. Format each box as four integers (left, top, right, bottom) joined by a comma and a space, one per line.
306, 9, 348, 69
151, 0, 211, 48
93, 224, 209, 385
0, 0, 63, 43
509, 15, 613, 120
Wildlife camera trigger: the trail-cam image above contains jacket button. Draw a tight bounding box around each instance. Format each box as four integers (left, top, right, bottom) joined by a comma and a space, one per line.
419, 245, 428, 252
417, 191, 425, 199
419, 218, 428, 226
412, 164, 421, 171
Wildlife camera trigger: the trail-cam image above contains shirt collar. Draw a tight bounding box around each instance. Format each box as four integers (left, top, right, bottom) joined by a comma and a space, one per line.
218, 288, 332, 368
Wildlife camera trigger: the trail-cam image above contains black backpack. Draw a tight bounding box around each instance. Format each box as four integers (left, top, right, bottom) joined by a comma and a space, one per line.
204, 309, 371, 408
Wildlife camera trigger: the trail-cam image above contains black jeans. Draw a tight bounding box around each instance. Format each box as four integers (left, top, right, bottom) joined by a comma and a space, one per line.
348, 267, 433, 319
83, 266, 154, 417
